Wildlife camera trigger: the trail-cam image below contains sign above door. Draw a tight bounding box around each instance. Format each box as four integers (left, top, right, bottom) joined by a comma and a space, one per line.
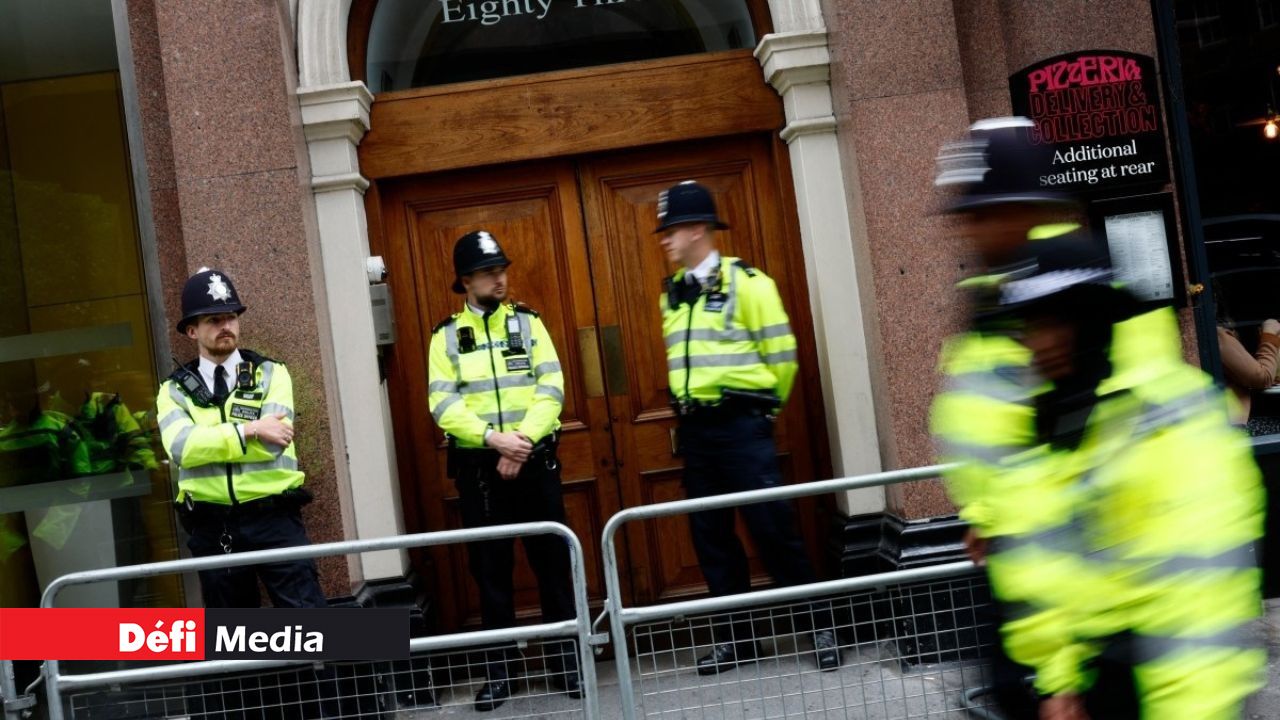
366, 0, 757, 90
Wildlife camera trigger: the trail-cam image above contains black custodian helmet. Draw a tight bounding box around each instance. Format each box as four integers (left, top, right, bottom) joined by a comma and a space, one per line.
934, 116, 1075, 212
654, 180, 730, 232
177, 268, 246, 332
452, 230, 512, 293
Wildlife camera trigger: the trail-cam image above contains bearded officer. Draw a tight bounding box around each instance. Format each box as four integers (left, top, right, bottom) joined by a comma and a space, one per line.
656, 181, 841, 675
427, 230, 579, 711
156, 268, 326, 610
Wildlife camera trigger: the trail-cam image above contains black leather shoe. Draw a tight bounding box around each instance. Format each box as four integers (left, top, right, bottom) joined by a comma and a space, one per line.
696, 642, 759, 676
550, 672, 583, 699
813, 629, 841, 671
474, 680, 512, 711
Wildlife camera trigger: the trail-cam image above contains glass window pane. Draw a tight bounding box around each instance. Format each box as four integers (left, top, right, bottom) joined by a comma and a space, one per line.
1, 1, 182, 609
1171, 1, 1280, 439
367, 0, 757, 91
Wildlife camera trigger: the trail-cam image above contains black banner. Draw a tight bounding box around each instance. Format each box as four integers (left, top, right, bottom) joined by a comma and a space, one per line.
205, 609, 409, 660
1009, 50, 1169, 192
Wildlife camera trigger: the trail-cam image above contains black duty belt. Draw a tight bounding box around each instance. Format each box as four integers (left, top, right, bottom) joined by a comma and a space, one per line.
179, 488, 312, 520
674, 388, 780, 419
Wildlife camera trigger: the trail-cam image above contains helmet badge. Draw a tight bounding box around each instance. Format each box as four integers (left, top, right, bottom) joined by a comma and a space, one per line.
206, 273, 232, 302
657, 190, 669, 220
476, 231, 500, 255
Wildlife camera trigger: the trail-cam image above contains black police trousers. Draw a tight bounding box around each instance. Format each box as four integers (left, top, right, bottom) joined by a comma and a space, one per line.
184, 504, 327, 609
454, 447, 577, 679
678, 411, 834, 642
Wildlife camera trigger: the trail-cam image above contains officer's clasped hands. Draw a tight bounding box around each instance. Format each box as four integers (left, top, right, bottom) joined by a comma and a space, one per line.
485, 430, 532, 462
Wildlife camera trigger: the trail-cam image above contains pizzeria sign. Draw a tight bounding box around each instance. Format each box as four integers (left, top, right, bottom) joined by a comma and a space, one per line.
1009, 50, 1169, 192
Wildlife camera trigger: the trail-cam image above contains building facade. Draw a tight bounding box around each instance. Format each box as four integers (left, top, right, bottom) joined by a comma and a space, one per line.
2, 0, 1276, 628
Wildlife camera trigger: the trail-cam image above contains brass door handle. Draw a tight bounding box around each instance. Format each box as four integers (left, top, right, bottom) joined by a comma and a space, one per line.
577, 327, 605, 398
600, 324, 629, 396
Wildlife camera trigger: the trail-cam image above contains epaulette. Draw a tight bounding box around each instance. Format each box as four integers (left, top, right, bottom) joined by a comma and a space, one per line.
732, 259, 758, 277
432, 313, 460, 335
512, 302, 539, 317
238, 348, 279, 366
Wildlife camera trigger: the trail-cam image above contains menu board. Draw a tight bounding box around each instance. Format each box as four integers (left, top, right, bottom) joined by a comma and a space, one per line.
1103, 209, 1176, 303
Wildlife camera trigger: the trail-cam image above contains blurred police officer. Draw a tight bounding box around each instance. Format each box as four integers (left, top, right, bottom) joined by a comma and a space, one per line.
427, 231, 578, 711
930, 117, 1085, 718
157, 268, 326, 609
656, 181, 840, 675
994, 240, 1265, 720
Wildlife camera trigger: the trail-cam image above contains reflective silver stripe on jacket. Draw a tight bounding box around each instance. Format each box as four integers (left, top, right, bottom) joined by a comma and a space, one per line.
665, 328, 752, 348
169, 425, 195, 464
669, 353, 764, 371
260, 402, 293, 421
258, 361, 275, 395
534, 385, 565, 404
432, 394, 463, 423
762, 349, 798, 365
158, 408, 188, 433
179, 454, 299, 481
428, 380, 458, 394
534, 361, 561, 376
752, 323, 793, 342
721, 261, 739, 327
442, 318, 460, 375
460, 375, 537, 394
479, 409, 527, 425
1128, 625, 1258, 665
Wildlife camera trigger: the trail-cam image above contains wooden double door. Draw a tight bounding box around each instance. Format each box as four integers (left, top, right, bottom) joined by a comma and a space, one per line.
377, 134, 830, 631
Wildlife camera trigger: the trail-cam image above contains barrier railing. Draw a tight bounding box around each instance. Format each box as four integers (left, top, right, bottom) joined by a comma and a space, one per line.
38, 521, 597, 720
599, 463, 1002, 720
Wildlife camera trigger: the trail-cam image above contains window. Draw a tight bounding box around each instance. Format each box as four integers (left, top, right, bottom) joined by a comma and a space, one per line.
366, 0, 757, 91
1172, 1, 1280, 438
1, 0, 180, 608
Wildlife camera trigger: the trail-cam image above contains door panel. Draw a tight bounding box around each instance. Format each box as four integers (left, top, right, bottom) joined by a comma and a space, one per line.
578, 136, 822, 604
377, 135, 827, 630
379, 161, 621, 629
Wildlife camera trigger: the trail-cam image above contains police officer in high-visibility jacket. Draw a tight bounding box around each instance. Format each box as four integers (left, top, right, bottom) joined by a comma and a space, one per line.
156, 269, 326, 609
427, 230, 578, 711
929, 117, 1085, 719
656, 181, 840, 675
993, 240, 1265, 720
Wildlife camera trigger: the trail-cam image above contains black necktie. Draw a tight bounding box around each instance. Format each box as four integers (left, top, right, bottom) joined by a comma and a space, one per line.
213, 365, 229, 404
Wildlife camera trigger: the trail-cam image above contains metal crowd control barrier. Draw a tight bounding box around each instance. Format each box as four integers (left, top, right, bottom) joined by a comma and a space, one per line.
600, 463, 1003, 720
39, 521, 597, 720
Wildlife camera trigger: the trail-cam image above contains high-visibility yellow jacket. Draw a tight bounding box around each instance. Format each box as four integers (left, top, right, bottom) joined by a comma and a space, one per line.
661, 256, 798, 405
155, 350, 303, 504
427, 302, 563, 448
990, 308, 1266, 717
932, 329, 1039, 534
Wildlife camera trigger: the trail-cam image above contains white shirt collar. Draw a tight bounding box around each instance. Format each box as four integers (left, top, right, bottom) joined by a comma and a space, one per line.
198, 349, 243, 394
686, 251, 721, 284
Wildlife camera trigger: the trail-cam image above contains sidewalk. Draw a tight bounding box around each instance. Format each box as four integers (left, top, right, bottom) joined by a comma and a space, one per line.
1246, 598, 1280, 720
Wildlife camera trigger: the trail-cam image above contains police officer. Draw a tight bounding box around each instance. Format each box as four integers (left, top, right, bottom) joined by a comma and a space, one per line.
427, 231, 578, 711
993, 240, 1265, 720
930, 117, 1086, 718
656, 181, 840, 675
156, 268, 326, 610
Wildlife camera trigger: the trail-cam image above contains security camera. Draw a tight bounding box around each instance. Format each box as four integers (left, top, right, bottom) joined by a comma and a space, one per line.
366, 256, 388, 284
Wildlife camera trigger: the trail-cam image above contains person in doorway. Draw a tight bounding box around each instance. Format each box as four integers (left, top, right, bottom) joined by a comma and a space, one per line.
156, 268, 327, 609
427, 230, 580, 711
994, 239, 1265, 720
655, 180, 841, 675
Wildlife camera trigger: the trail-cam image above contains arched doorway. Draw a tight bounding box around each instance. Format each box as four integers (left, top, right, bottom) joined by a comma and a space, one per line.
346, 0, 835, 631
